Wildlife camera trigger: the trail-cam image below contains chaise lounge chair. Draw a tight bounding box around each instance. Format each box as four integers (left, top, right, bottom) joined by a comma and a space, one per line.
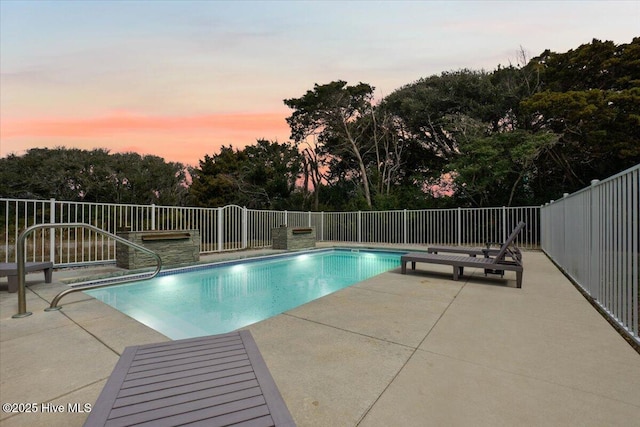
84, 330, 296, 427
425, 221, 526, 259
400, 221, 525, 288
0, 261, 54, 293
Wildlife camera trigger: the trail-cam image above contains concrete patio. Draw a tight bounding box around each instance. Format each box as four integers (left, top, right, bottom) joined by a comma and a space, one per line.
1, 247, 639, 426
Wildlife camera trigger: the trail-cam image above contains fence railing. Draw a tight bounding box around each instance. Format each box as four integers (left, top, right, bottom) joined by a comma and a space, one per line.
542, 164, 639, 344
1, 199, 540, 266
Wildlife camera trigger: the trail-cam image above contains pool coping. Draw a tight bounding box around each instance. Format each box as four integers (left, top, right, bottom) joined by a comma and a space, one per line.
67, 246, 410, 289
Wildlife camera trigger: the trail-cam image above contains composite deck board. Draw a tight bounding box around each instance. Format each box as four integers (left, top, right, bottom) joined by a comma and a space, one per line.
134, 334, 242, 351
126, 353, 251, 377
133, 405, 272, 427
123, 361, 254, 388
131, 339, 246, 358
128, 354, 250, 375
109, 385, 263, 419
130, 344, 247, 366
114, 372, 258, 405
127, 350, 249, 373
105, 395, 267, 427
226, 415, 281, 427
85, 330, 295, 426
130, 355, 251, 376
122, 359, 253, 387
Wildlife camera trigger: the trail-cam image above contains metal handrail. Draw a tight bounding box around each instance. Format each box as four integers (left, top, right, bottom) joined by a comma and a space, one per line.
12, 223, 162, 318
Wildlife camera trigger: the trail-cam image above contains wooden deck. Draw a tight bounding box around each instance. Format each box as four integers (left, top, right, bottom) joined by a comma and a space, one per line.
84, 330, 295, 427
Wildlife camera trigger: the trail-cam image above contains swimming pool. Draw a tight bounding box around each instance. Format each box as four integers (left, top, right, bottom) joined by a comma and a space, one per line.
86, 249, 404, 339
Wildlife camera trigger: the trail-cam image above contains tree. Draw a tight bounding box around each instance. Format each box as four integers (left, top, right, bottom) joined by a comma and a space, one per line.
381, 70, 508, 197
449, 126, 556, 206
188, 140, 303, 209
0, 147, 189, 205
242, 139, 303, 209
108, 153, 188, 205
382, 69, 533, 206
285, 81, 377, 208
383, 69, 504, 153
188, 146, 248, 208
521, 38, 640, 197
299, 140, 327, 210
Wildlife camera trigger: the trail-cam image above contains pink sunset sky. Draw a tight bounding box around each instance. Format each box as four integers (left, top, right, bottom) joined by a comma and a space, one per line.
1, 1, 638, 167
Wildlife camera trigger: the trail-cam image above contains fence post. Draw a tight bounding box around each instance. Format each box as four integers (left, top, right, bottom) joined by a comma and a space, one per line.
538, 203, 549, 252
502, 206, 507, 244
457, 207, 461, 246
358, 211, 362, 243
589, 180, 600, 300
631, 170, 640, 339
562, 193, 569, 268
49, 198, 56, 263
217, 207, 223, 252
151, 203, 156, 231
403, 209, 407, 244
242, 207, 248, 249
320, 212, 324, 242
308, 211, 312, 227
284, 210, 288, 227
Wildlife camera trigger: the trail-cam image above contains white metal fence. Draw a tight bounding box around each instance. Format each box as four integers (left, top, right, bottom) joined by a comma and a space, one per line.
1, 199, 539, 266
542, 164, 639, 344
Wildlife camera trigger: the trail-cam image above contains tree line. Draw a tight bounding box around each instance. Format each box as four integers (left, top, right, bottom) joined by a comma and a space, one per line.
2, 38, 638, 210
0, 148, 188, 205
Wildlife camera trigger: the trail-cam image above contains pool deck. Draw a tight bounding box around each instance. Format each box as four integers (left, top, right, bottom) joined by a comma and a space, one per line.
1, 244, 639, 426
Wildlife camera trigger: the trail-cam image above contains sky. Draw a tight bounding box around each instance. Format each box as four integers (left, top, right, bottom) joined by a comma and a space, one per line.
1, 0, 638, 167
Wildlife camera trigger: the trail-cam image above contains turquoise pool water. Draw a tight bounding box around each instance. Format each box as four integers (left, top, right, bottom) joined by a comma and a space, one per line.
86, 249, 403, 339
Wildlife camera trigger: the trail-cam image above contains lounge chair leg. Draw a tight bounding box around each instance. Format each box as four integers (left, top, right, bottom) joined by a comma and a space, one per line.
8, 276, 18, 293
516, 271, 523, 288
453, 265, 464, 280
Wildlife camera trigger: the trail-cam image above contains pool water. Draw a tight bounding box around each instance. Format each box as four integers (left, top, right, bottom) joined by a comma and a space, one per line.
86, 249, 403, 339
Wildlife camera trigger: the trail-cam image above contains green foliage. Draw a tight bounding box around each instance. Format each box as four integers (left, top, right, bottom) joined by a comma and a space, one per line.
449, 129, 557, 206
375, 38, 639, 206
188, 140, 302, 209
533, 38, 640, 92
188, 146, 248, 208
284, 80, 375, 142
0, 147, 188, 205
520, 37, 640, 196
383, 69, 503, 148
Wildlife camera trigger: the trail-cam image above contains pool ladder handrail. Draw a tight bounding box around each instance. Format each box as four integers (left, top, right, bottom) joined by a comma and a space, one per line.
12, 223, 162, 318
